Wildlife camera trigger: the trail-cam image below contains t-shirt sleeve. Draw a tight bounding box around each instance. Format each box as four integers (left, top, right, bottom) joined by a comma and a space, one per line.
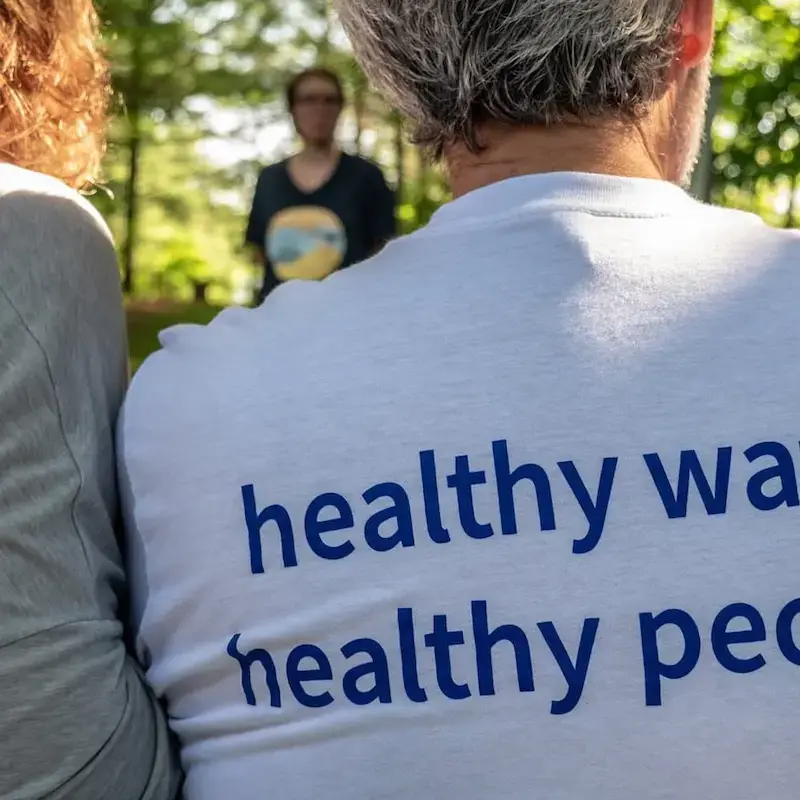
0, 182, 181, 800
365, 163, 397, 252
245, 167, 272, 249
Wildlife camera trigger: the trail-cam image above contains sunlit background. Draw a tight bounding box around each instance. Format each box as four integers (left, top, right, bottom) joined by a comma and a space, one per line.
93, 0, 800, 369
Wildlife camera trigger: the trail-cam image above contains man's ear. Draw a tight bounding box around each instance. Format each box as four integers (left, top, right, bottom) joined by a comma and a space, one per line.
676, 0, 715, 68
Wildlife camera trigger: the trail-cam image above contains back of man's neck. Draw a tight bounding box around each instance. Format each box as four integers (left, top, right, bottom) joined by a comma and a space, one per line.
446, 121, 665, 199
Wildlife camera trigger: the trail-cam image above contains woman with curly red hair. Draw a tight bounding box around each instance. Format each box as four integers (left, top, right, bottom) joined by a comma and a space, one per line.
0, 2, 181, 797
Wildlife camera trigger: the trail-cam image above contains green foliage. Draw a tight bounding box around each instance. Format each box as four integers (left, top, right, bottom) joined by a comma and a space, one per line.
96, 118, 257, 302
99, 0, 284, 110
397, 164, 452, 235
96, 0, 285, 297
711, 0, 800, 223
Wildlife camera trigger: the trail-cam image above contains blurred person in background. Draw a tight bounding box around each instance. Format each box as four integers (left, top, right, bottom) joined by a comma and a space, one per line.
244, 67, 396, 302
120, 0, 800, 797
0, 1, 180, 797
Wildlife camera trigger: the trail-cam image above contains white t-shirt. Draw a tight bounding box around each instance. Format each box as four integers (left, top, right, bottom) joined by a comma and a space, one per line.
119, 172, 800, 800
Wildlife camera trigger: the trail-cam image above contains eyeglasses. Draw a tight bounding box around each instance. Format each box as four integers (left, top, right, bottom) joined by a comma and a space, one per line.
294, 94, 342, 108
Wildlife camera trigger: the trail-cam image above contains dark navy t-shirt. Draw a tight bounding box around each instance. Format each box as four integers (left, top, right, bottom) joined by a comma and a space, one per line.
245, 153, 396, 300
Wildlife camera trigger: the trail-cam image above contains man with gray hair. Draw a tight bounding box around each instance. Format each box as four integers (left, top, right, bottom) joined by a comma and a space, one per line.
119, 0, 800, 797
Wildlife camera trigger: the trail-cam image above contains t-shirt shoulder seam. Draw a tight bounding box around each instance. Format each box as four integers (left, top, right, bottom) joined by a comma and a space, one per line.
0, 279, 94, 576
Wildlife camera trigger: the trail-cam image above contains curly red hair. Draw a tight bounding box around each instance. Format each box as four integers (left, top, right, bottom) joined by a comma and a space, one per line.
0, 0, 109, 189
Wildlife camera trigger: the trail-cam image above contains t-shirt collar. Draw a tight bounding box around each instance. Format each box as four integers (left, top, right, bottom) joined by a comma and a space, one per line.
429, 171, 699, 230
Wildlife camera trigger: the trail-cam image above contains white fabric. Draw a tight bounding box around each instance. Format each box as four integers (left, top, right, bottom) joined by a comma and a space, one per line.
120, 172, 800, 800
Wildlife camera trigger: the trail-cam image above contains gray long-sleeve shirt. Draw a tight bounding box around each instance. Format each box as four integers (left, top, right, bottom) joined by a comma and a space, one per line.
0, 164, 181, 799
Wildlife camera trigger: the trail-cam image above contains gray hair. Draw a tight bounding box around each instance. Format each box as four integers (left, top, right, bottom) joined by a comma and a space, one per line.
333, 0, 684, 156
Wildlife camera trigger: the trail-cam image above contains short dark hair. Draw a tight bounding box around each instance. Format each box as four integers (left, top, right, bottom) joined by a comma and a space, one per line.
286, 68, 345, 110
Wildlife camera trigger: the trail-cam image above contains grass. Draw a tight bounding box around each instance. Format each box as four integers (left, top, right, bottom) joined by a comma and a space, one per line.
127, 302, 221, 372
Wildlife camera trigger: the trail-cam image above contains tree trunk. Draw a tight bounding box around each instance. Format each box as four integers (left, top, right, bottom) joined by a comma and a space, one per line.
317, 1, 332, 60
784, 173, 798, 229
690, 76, 723, 204
354, 86, 365, 155
193, 280, 210, 304
393, 113, 405, 201
415, 159, 430, 224
121, 111, 141, 295
121, 11, 147, 296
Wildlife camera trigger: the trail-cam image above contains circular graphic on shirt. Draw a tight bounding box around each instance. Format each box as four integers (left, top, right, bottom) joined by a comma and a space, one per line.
266, 206, 347, 282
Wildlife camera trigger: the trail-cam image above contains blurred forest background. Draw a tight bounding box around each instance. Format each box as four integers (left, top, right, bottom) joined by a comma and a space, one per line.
93, 0, 800, 366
